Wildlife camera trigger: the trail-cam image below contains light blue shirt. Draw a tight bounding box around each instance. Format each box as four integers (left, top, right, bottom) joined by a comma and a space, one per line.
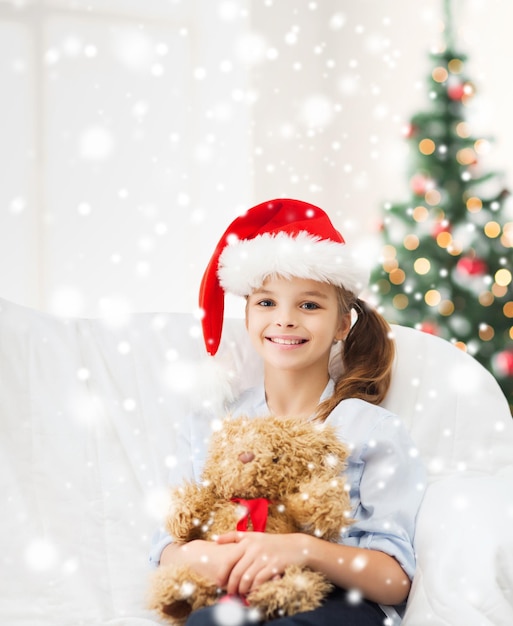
150, 381, 426, 621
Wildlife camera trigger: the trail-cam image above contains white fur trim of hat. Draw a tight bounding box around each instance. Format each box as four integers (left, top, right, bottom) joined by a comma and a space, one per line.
218, 231, 367, 296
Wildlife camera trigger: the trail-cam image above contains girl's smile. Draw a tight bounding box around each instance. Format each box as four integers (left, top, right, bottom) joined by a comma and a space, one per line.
265, 335, 308, 347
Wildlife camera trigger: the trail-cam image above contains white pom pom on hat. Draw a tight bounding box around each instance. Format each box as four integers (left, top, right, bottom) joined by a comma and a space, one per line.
199, 198, 368, 356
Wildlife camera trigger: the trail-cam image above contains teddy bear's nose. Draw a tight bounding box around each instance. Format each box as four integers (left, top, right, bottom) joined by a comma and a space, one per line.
238, 451, 255, 464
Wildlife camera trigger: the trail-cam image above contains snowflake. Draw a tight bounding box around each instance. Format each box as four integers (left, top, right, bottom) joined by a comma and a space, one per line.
346, 588, 363, 605
49, 286, 85, 317
350, 555, 368, 572
144, 487, 170, 521
25, 539, 58, 571
79, 125, 115, 160
76, 368, 90, 382
213, 597, 246, 625
179, 581, 196, 598
299, 94, 334, 129
112, 28, 153, 71
291, 573, 309, 590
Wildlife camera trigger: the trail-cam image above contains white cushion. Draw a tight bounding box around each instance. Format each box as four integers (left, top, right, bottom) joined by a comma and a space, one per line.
383, 324, 513, 478
1, 297, 512, 625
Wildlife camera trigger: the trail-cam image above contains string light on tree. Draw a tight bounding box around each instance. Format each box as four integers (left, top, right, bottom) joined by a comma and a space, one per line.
371, 0, 513, 410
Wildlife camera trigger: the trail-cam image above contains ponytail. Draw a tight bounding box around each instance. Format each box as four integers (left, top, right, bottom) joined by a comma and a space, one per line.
315, 292, 395, 422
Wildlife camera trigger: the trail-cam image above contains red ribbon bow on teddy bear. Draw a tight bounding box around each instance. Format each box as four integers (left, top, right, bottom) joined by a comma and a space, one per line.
231, 497, 271, 532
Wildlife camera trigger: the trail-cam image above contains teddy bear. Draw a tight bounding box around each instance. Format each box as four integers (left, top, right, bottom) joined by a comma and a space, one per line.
148, 414, 353, 624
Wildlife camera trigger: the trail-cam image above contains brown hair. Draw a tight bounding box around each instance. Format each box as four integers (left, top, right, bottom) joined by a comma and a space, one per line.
315, 286, 395, 422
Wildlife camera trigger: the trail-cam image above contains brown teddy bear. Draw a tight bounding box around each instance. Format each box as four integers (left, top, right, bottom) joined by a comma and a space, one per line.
148, 414, 353, 624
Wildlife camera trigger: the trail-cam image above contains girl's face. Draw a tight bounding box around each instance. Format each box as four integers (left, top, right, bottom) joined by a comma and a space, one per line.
245, 275, 351, 376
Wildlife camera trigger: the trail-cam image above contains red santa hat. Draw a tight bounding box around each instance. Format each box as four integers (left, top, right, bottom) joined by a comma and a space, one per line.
199, 198, 367, 356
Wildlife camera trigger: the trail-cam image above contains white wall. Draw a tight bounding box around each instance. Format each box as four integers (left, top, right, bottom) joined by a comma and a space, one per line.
0, 0, 254, 318
1, 0, 512, 318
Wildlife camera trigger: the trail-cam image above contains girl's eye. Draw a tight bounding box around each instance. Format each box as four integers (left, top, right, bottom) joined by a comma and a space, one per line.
257, 299, 275, 307
301, 302, 320, 310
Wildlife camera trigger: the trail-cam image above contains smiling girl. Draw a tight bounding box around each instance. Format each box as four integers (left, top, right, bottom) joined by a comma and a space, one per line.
151, 199, 426, 625
245, 277, 349, 420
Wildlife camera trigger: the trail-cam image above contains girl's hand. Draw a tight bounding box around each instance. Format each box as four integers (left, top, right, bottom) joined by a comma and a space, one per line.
160, 539, 245, 589
216, 531, 309, 596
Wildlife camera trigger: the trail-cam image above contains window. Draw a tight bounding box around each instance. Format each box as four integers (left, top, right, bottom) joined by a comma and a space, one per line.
0, 0, 252, 315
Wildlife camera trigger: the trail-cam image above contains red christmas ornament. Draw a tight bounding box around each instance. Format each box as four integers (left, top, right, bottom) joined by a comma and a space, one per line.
410, 173, 431, 196
403, 123, 417, 139
447, 83, 465, 100
418, 321, 439, 336
492, 350, 513, 377
456, 256, 487, 276
432, 219, 451, 238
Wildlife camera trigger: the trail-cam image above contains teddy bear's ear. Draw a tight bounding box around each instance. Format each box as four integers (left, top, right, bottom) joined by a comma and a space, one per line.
285, 420, 349, 468
321, 426, 350, 464
213, 414, 252, 440
320, 424, 348, 450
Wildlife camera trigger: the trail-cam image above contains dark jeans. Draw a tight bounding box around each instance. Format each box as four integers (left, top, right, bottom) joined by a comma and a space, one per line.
185, 587, 388, 625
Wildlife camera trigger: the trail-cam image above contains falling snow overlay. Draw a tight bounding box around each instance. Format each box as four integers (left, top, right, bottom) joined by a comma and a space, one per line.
2, 1, 513, 625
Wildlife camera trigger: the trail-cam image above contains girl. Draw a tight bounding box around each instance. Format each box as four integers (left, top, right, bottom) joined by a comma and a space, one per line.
150, 198, 426, 625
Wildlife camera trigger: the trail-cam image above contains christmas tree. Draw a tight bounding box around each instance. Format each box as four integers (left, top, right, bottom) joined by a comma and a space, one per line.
371, 0, 513, 409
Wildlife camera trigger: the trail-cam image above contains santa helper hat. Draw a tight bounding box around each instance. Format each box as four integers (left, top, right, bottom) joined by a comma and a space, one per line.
199, 198, 368, 357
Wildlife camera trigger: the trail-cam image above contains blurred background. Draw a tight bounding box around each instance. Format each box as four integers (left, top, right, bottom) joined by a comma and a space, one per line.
1, 0, 511, 319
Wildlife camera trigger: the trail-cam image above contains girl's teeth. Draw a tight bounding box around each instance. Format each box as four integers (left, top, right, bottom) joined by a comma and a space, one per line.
272, 338, 303, 345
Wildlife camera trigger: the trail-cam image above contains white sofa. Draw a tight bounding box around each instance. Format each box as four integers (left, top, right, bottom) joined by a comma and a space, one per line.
1, 296, 513, 625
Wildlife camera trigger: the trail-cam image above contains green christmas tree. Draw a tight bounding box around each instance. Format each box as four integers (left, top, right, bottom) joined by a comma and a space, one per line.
371, 0, 513, 408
